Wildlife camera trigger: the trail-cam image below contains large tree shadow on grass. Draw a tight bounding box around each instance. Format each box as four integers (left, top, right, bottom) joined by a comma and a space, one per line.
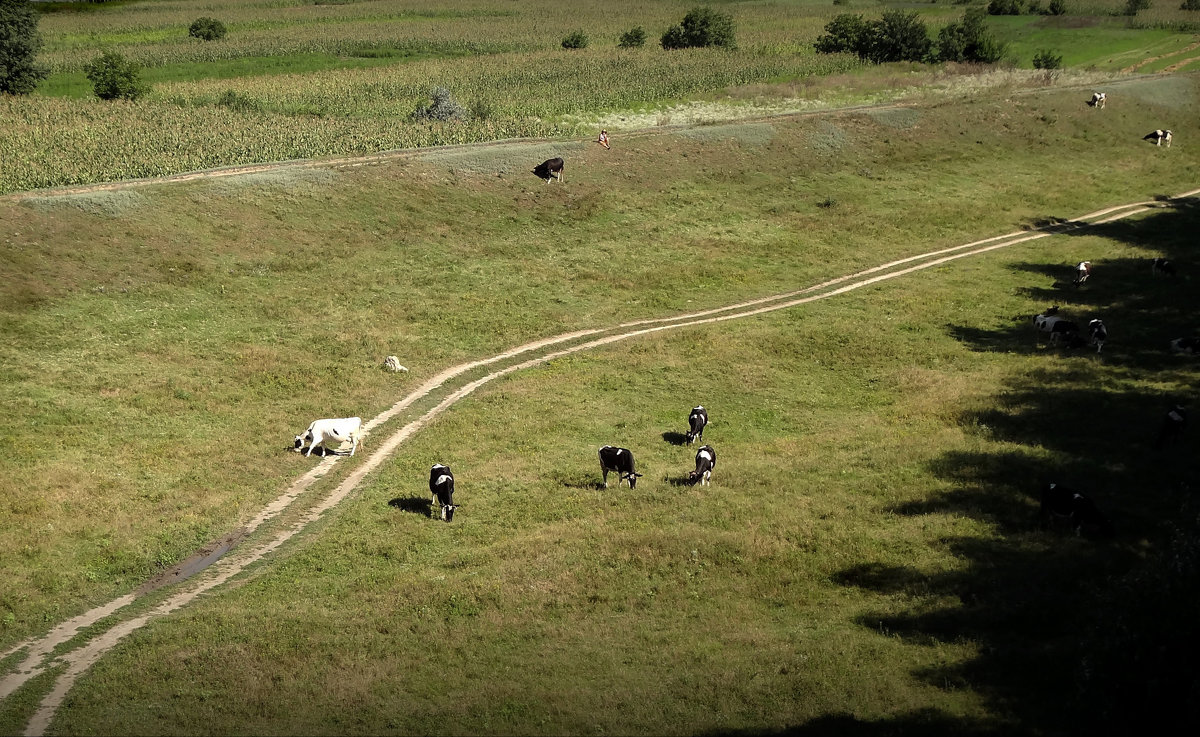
830, 197, 1200, 736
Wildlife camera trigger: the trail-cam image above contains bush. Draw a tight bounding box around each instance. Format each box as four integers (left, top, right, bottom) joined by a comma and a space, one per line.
0, 0, 49, 95
937, 7, 1008, 63
1184, 0, 1200, 9
988, 0, 1024, 14
411, 86, 467, 123
1032, 49, 1063, 69
84, 51, 149, 101
867, 10, 932, 63
661, 6, 736, 50
1050, 0, 1068, 14
188, 17, 226, 41
814, 13, 869, 55
1124, 0, 1151, 12
561, 30, 588, 49
618, 26, 646, 48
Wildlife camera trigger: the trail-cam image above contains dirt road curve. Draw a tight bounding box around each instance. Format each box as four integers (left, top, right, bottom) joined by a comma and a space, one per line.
2, 188, 1198, 735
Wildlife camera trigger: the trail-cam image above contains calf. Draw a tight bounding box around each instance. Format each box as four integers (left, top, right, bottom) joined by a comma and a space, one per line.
1041, 483, 1114, 537
688, 445, 716, 486
533, 157, 565, 183
1143, 129, 1172, 147
294, 416, 363, 457
1151, 257, 1176, 277
429, 463, 457, 521
598, 446, 642, 489
1088, 91, 1106, 109
1072, 261, 1092, 287
686, 405, 708, 445
1088, 319, 1107, 354
1169, 337, 1200, 355
1155, 404, 1188, 449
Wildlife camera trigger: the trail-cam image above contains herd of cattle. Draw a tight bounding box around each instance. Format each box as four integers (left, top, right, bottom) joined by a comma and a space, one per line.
291, 90, 1188, 533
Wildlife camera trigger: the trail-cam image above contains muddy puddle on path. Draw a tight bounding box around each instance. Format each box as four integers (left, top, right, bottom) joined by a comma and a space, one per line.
136, 529, 249, 596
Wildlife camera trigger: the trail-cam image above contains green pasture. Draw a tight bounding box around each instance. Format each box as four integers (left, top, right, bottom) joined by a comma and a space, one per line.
6, 0, 1200, 193
2, 73, 1199, 733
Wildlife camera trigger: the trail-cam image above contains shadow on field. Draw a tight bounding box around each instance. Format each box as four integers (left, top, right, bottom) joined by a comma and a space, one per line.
701, 709, 998, 736
388, 497, 432, 516
837, 198, 1200, 735
662, 430, 691, 446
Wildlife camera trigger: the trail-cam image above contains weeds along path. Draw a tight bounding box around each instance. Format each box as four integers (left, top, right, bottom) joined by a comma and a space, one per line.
3, 190, 1198, 735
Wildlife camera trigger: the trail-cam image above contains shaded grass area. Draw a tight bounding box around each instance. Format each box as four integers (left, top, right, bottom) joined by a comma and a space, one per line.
2, 77, 1199, 733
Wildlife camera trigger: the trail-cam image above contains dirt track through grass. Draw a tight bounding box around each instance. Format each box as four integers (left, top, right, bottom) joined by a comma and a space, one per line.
3, 186, 1197, 736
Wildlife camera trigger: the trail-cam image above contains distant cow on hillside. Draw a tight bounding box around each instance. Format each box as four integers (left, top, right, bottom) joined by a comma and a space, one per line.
1088, 319, 1107, 354
1170, 337, 1200, 355
1041, 483, 1114, 537
1151, 258, 1177, 277
1072, 261, 1092, 287
686, 405, 708, 446
688, 445, 716, 486
429, 463, 457, 521
1143, 129, 1172, 147
1155, 404, 1188, 449
1088, 92, 1106, 109
598, 446, 642, 489
533, 157, 565, 183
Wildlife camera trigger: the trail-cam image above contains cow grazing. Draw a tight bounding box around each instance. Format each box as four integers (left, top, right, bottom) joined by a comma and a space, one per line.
1034, 309, 1080, 347
429, 463, 457, 521
533, 157, 565, 183
598, 446, 642, 489
294, 417, 363, 457
1088, 92, 1106, 109
1041, 483, 1114, 537
688, 445, 716, 486
1088, 319, 1107, 354
1151, 258, 1177, 277
1155, 405, 1188, 449
1170, 337, 1200, 355
1143, 129, 1172, 147
686, 405, 709, 445
1072, 261, 1092, 287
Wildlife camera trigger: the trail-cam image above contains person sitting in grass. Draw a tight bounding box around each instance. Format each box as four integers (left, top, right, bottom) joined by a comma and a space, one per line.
597, 129, 610, 149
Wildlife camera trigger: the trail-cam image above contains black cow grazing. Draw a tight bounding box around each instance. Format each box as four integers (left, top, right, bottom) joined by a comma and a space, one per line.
1087, 91, 1106, 109
533, 157, 565, 183
686, 405, 708, 445
1072, 261, 1092, 287
688, 445, 716, 486
1170, 337, 1200, 355
1041, 483, 1114, 537
429, 463, 457, 521
1151, 257, 1177, 277
598, 446, 642, 489
1143, 129, 1173, 147
1088, 319, 1108, 354
1155, 404, 1188, 448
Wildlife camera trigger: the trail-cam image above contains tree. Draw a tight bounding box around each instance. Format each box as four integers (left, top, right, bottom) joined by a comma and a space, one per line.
618, 26, 646, 48
411, 86, 467, 123
188, 17, 227, 41
936, 7, 1008, 63
1184, 0, 1200, 9
561, 30, 588, 49
987, 0, 1025, 14
85, 51, 149, 101
1124, 0, 1151, 13
0, 0, 49, 95
1049, 0, 1068, 14
864, 10, 931, 64
1032, 49, 1063, 69
813, 13, 869, 56
661, 6, 736, 50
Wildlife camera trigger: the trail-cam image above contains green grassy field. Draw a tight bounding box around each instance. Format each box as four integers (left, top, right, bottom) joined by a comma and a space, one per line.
4, 0, 1200, 193
2, 65, 1199, 733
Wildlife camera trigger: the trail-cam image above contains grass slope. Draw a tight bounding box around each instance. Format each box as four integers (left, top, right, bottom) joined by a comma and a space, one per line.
2, 75, 1199, 734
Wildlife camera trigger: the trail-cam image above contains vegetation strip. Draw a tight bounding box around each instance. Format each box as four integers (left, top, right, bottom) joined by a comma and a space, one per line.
3, 187, 1196, 735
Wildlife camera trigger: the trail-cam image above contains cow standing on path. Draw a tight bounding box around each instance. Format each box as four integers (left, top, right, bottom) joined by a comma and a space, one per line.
294, 417, 363, 457
598, 446, 642, 489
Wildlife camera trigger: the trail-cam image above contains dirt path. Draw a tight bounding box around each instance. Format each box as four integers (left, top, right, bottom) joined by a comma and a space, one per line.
3, 188, 1197, 734
1123, 40, 1200, 74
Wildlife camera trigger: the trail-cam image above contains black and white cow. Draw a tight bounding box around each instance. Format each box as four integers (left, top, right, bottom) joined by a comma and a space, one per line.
686, 405, 708, 445
1151, 257, 1177, 277
1143, 129, 1172, 147
1088, 319, 1107, 354
1155, 404, 1188, 448
294, 417, 363, 457
598, 446, 642, 489
429, 463, 457, 521
688, 445, 716, 486
1170, 337, 1200, 355
533, 157, 565, 183
1041, 483, 1114, 537
1088, 91, 1106, 109
1034, 309, 1080, 347
1072, 261, 1092, 287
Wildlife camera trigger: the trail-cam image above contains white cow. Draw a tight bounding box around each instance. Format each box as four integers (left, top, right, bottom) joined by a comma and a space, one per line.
294, 417, 363, 457
1088, 92, 1106, 109
1143, 129, 1172, 147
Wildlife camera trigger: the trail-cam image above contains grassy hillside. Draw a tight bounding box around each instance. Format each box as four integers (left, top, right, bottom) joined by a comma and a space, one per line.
2, 73, 1198, 733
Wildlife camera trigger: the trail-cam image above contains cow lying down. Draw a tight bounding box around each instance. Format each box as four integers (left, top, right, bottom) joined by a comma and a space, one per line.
294, 417, 364, 457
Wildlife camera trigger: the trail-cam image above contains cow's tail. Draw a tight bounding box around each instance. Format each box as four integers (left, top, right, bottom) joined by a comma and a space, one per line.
351, 427, 366, 450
